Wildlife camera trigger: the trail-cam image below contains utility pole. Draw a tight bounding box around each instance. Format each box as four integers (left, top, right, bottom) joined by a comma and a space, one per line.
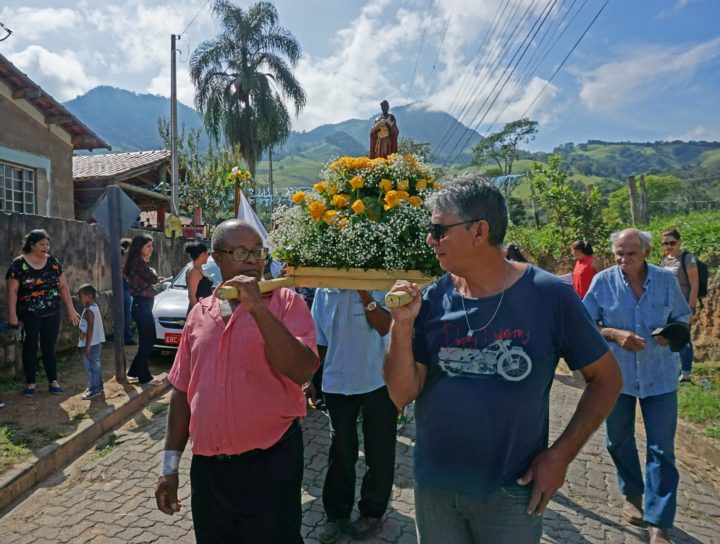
107, 186, 127, 380
170, 34, 180, 216
627, 175, 641, 225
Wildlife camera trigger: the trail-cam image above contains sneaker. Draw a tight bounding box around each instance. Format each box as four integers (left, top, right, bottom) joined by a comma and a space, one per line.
679, 372, 691, 383
49, 383, 63, 395
82, 390, 103, 400
0, 400, 5, 409
351, 515, 383, 540
126, 375, 139, 383
22, 387, 35, 397
318, 519, 350, 544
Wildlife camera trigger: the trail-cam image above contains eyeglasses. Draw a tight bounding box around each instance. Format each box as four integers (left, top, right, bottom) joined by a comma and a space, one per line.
428, 219, 481, 241
662, 241, 678, 247
214, 247, 269, 262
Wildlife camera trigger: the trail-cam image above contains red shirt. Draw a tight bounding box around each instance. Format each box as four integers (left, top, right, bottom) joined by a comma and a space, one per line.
168, 288, 318, 456
573, 255, 597, 299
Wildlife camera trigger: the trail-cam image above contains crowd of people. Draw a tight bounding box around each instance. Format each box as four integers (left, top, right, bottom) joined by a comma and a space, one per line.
0, 174, 706, 544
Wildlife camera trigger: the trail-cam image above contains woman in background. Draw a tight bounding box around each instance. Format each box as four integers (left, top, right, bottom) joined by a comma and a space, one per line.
660, 227, 699, 382
124, 234, 165, 386
184, 241, 212, 312
5, 229, 80, 396
571, 240, 601, 299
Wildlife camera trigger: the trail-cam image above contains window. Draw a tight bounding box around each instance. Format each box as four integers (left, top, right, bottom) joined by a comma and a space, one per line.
0, 162, 35, 214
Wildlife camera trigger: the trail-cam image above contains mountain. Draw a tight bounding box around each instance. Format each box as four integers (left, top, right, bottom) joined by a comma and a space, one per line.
64, 86, 206, 152
63, 87, 482, 171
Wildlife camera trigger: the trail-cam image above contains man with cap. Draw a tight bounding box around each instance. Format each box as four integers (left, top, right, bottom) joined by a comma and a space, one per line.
583, 228, 691, 544
154, 219, 318, 543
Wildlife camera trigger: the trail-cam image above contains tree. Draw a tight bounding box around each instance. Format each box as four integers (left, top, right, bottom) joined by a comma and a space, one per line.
472, 118, 538, 175
158, 118, 239, 227
190, 0, 306, 198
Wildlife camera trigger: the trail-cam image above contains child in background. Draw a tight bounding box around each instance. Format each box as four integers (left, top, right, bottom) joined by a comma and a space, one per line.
78, 284, 106, 400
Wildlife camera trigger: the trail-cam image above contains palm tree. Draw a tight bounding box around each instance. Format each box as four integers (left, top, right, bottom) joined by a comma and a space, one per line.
190, 0, 306, 213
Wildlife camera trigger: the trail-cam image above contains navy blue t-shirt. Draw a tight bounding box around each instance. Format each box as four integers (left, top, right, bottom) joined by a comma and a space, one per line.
412, 265, 609, 497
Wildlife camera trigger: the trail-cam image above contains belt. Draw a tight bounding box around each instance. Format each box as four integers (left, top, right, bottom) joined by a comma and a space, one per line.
210, 419, 299, 461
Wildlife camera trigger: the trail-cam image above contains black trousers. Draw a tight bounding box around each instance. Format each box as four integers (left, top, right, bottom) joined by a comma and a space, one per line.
191, 420, 304, 543
19, 310, 61, 384
128, 296, 154, 383
322, 386, 397, 520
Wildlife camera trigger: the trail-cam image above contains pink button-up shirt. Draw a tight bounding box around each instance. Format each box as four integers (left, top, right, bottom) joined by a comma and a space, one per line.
168, 288, 318, 456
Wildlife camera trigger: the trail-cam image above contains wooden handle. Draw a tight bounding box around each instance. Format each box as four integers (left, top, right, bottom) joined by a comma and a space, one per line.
384, 291, 413, 308
216, 277, 295, 300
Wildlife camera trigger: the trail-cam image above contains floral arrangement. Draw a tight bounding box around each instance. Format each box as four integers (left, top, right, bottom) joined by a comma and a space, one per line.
270, 154, 442, 276
224, 166, 252, 188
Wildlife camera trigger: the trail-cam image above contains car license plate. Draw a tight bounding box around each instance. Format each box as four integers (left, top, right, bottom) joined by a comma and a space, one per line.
164, 333, 182, 345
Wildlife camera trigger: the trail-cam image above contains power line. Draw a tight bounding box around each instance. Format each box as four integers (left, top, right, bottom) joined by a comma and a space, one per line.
440, 0, 560, 168
405, 0, 435, 137
181, 0, 213, 38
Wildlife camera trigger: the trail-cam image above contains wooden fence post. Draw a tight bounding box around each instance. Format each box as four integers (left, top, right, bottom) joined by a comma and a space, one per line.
638, 174, 649, 224
627, 175, 640, 225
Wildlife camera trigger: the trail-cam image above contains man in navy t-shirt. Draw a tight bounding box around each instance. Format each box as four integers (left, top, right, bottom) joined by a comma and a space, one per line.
384, 174, 622, 543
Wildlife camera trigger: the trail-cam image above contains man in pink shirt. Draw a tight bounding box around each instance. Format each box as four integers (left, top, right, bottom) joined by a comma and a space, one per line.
154, 220, 319, 543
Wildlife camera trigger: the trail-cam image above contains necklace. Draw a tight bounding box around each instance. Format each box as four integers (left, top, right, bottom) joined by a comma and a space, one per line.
460, 259, 510, 338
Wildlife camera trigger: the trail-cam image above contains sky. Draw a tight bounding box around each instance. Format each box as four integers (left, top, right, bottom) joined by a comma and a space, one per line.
0, 0, 719, 151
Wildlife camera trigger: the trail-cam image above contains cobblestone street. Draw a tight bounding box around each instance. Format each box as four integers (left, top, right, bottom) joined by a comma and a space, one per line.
1, 376, 719, 543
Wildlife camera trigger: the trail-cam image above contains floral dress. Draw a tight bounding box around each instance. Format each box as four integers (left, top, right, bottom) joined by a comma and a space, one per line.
5, 255, 63, 316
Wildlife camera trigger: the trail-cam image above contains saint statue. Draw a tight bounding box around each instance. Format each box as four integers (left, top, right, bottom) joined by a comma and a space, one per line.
369, 100, 399, 159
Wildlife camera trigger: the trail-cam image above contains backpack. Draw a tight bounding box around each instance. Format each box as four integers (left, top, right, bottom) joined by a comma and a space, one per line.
680, 251, 708, 299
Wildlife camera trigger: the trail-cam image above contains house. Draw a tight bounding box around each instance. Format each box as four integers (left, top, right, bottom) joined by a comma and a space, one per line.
0, 52, 109, 219
72, 150, 172, 222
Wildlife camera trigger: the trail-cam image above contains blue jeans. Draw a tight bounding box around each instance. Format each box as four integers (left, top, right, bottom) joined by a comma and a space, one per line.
680, 342, 693, 374
415, 484, 542, 543
122, 279, 133, 343
82, 343, 103, 394
129, 296, 155, 383
606, 392, 678, 528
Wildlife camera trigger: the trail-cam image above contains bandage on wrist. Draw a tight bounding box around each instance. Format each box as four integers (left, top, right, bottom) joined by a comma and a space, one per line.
161, 450, 182, 476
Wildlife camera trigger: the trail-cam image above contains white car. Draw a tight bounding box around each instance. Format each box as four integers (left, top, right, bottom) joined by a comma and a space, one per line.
152, 258, 221, 350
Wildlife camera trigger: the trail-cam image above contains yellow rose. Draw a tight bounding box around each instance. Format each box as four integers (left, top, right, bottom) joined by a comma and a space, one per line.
383, 190, 401, 211
308, 201, 326, 220
408, 196, 423, 207
349, 176, 365, 190
313, 182, 326, 193
432, 180, 442, 190
415, 179, 428, 190
379, 178, 393, 192
338, 217, 348, 229
397, 190, 409, 200
397, 179, 409, 191
331, 194, 349, 208
322, 210, 338, 224
327, 185, 338, 196
292, 191, 305, 205
351, 199, 366, 214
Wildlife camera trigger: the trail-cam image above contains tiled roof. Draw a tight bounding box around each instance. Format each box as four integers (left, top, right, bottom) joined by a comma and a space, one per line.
0, 52, 110, 151
73, 150, 171, 182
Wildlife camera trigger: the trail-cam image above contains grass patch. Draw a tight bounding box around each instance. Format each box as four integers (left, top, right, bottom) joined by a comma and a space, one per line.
96, 433, 118, 457
0, 424, 33, 472
148, 402, 168, 417
71, 410, 90, 422
678, 364, 720, 439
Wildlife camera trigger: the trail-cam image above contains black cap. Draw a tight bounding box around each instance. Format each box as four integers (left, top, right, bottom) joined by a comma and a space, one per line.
651, 322, 691, 352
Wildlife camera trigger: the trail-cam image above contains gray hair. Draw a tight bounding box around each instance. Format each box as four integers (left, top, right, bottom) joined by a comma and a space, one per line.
610, 229, 652, 251
211, 220, 261, 250
424, 173, 508, 245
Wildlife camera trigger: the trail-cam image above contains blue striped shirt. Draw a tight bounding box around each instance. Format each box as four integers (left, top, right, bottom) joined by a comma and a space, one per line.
583, 264, 691, 398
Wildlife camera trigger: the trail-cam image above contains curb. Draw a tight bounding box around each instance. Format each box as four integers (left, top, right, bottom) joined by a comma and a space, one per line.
676, 418, 720, 468
0, 376, 171, 512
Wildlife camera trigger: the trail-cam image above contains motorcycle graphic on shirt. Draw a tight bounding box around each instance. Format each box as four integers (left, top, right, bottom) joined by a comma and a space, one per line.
438, 340, 532, 382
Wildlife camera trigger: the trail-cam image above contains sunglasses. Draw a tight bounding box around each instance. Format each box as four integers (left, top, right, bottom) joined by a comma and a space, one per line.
662, 241, 678, 247
428, 219, 481, 241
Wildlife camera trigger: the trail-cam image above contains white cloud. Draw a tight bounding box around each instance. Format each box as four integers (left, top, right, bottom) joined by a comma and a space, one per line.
657, 0, 698, 19
666, 125, 720, 142
577, 37, 720, 112
8, 45, 98, 101
0, 6, 82, 39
